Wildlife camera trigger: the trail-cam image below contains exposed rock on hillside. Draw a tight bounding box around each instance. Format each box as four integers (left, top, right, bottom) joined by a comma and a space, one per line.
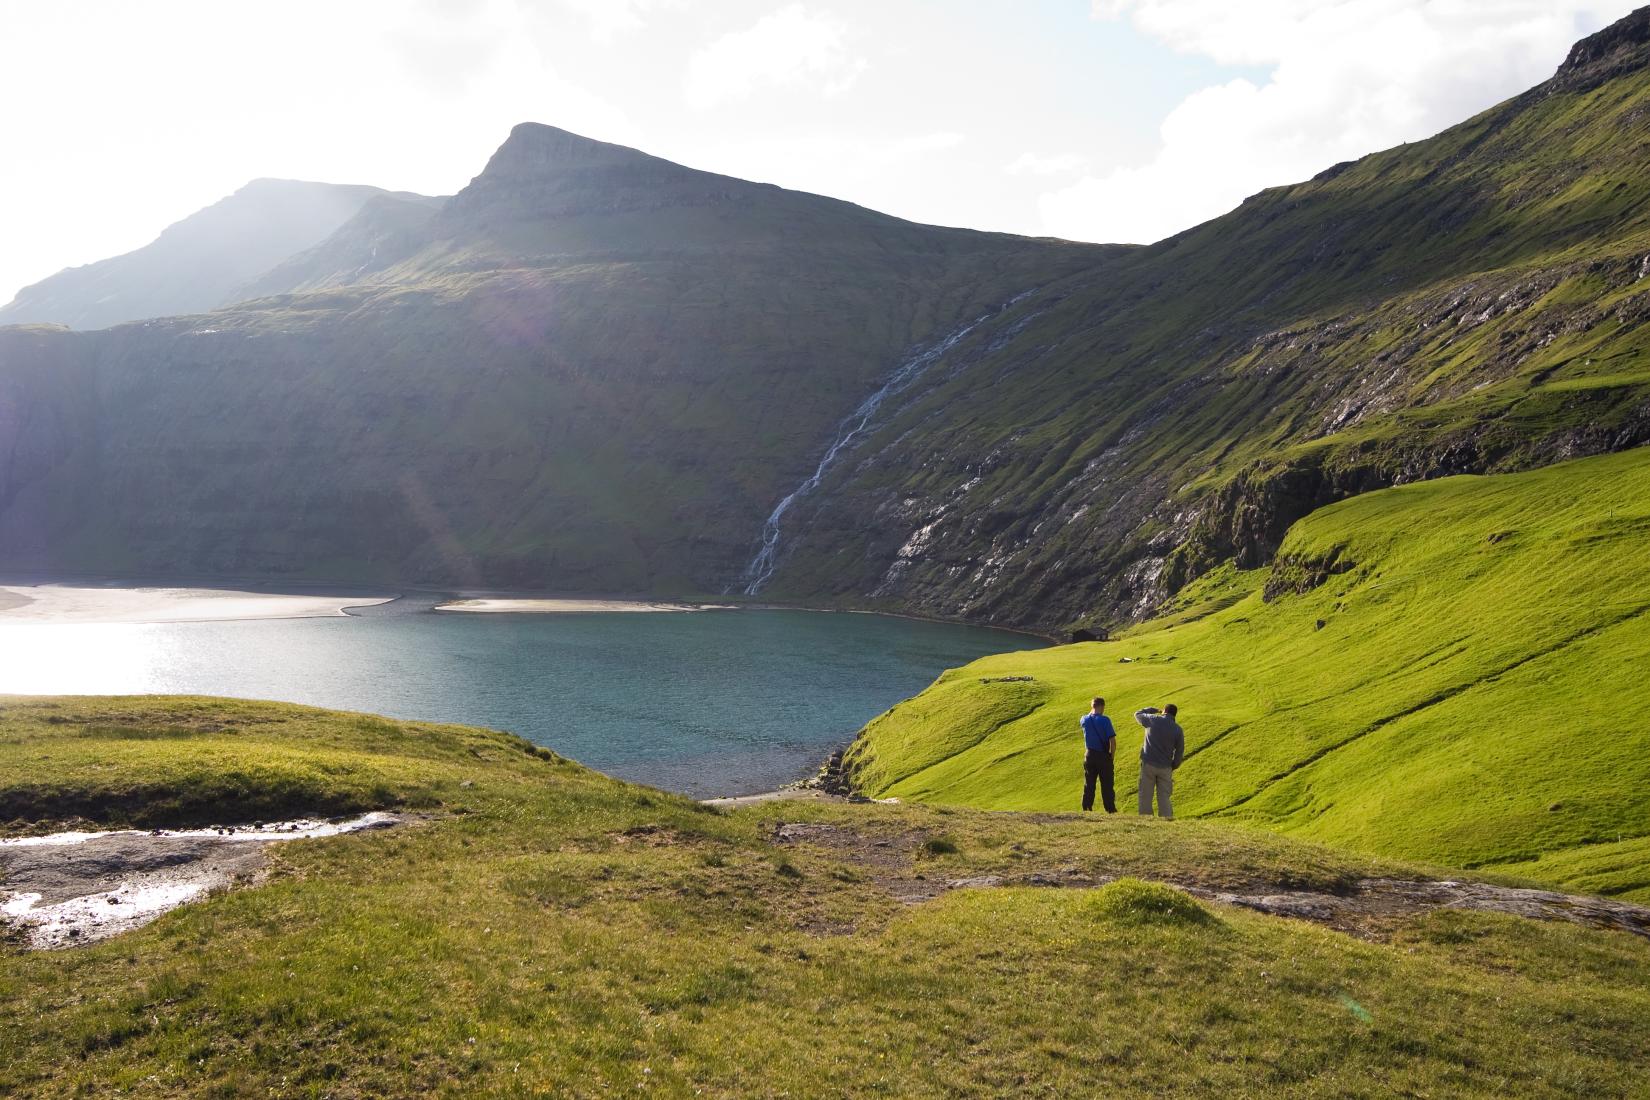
1551, 5, 1650, 93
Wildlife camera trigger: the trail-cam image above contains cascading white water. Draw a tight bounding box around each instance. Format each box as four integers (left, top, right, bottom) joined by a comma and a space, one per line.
738, 290, 1037, 595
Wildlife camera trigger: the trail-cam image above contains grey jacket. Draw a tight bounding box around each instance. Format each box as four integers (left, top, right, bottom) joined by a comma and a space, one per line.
1135, 710, 1184, 770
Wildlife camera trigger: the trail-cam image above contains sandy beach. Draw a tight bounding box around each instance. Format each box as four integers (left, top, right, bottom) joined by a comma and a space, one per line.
435, 598, 731, 614
0, 583, 395, 625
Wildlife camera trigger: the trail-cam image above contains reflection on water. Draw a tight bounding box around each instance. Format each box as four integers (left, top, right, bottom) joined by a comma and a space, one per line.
0, 623, 170, 694
0, 609, 1042, 796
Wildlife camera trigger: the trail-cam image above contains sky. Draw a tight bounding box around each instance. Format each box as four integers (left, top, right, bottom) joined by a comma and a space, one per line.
0, 0, 1639, 306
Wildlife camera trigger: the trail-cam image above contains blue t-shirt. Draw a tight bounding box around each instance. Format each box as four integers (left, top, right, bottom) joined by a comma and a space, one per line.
1080, 712, 1116, 753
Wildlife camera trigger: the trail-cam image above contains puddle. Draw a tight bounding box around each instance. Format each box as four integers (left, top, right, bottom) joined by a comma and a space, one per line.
0, 812, 398, 848
0, 812, 400, 949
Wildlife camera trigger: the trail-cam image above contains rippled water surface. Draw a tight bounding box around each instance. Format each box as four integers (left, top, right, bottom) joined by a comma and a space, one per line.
0, 606, 1043, 795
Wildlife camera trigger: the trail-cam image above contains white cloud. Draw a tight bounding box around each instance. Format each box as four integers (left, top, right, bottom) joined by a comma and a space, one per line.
694, 130, 964, 201
1046, 0, 1640, 244
549, 0, 673, 41
1004, 152, 1087, 177
684, 4, 867, 111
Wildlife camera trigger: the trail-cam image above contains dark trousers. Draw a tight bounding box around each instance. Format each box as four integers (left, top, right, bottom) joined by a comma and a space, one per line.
1083, 748, 1116, 813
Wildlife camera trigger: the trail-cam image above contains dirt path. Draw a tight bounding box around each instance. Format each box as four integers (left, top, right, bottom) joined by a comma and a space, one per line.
1, 814, 403, 949
771, 821, 1650, 941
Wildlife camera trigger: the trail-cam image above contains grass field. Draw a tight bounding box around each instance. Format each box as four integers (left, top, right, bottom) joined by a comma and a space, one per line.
847, 446, 1650, 900
3, 696, 1648, 1096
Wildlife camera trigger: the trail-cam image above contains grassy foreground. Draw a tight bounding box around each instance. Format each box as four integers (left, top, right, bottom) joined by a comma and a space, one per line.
848, 446, 1650, 899
3, 696, 1649, 1097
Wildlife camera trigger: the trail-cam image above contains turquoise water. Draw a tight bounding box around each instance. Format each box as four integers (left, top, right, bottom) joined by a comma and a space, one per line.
0, 607, 1042, 795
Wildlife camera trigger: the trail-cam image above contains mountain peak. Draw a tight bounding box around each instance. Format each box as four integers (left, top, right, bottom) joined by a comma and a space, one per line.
443, 122, 765, 231
475, 123, 669, 181
1552, 5, 1650, 92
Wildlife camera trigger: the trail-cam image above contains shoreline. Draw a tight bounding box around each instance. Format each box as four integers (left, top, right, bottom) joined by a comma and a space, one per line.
0, 589, 35, 614
734, 600, 1060, 645
820, 605, 1060, 646
435, 597, 735, 614
0, 571, 1062, 642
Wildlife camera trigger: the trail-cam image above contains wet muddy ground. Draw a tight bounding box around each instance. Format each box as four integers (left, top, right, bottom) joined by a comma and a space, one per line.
10, 808, 1645, 951
0, 813, 401, 949
770, 821, 1650, 941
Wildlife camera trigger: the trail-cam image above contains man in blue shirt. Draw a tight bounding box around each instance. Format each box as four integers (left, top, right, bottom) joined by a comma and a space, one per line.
1079, 696, 1117, 813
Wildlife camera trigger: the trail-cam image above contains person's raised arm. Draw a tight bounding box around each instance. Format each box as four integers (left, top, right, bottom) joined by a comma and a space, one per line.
1135, 707, 1157, 728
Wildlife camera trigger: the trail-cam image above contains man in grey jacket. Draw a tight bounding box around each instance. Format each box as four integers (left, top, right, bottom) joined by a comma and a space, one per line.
1135, 704, 1184, 819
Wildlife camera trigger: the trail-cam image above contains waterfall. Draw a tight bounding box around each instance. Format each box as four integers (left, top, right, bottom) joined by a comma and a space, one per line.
737, 290, 1036, 595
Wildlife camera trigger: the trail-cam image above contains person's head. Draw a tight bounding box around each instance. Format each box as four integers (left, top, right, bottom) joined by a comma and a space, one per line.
1091, 696, 1105, 713
1164, 703, 1178, 719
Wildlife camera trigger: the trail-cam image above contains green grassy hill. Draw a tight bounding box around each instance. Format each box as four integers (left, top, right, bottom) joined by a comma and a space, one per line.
771, 9, 1650, 632
848, 446, 1650, 901
4, 696, 1648, 1096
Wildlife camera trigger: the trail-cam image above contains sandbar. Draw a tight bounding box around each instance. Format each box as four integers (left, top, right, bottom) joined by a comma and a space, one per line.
0, 583, 394, 625
435, 598, 730, 614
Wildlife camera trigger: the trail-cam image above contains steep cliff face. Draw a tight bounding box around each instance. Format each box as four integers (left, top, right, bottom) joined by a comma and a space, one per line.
0, 128, 1109, 591
1551, 4, 1650, 92
759, 9, 1650, 632
0, 328, 87, 546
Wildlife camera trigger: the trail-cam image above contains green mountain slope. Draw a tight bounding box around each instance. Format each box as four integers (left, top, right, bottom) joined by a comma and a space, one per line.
0, 125, 1109, 591
4, 697, 1648, 1096
0, 180, 435, 330
769, 9, 1650, 632
847, 446, 1650, 901
5, 19, 1650, 620
5, 16, 1650, 609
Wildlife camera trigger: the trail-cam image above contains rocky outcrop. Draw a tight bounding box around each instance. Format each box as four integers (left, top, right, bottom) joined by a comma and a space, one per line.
1262, 545, 1356, 602
1551, 5, 1650, 94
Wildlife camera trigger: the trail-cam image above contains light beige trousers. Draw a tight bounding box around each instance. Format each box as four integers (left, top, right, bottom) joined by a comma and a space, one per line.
1138, 763, 1174, 819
